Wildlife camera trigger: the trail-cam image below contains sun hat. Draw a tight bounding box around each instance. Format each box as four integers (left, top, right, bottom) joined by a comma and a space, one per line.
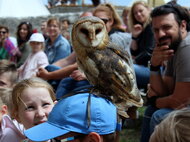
24, 93, 118, 141
29, 33, 45, 42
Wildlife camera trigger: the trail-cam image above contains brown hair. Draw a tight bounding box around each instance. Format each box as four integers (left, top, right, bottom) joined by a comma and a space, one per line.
0, 25, 9, 33
93, 3, 125, 32
47, 17, 61, 29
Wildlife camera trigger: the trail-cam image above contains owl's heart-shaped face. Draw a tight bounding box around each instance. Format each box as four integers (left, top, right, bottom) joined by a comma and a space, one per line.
75, 21, 107, 48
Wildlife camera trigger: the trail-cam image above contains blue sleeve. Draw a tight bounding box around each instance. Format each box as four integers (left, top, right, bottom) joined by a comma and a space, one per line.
53, 41, 71, 62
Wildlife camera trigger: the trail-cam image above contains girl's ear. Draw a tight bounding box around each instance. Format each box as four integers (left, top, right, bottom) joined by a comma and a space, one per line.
1, 105, 8, 115
54, 100, 58, 105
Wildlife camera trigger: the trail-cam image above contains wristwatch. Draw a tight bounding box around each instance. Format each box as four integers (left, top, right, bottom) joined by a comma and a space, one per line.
150, 64, 161, 71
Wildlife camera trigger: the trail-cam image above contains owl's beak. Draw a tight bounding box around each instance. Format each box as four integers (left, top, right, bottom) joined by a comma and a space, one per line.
89, 32, 96, 41
88, 32, 98, 47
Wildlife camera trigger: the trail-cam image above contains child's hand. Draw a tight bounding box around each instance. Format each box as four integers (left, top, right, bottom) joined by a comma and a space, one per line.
37, 68, 50, 80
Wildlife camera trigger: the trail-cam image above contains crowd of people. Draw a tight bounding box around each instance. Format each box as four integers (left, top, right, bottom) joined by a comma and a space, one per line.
1, 1, 190, 142
47, 0, 100, 7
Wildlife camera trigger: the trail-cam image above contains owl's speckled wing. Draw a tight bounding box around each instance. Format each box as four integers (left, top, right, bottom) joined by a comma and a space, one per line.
77, 42, 143, 108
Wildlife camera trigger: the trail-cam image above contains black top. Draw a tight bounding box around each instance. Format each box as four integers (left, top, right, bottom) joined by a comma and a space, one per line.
130, 24, 155, 66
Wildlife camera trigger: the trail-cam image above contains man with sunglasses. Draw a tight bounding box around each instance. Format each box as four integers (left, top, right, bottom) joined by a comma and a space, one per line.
0, 27, 9, 60
0, 25, 21, 62
141, 3, 190, 142
24, 93, 120, 142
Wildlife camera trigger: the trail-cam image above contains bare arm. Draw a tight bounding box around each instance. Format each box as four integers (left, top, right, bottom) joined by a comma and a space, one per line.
149, 44, 174, 96
156, 82, 190, 109
53, 52, 76, 68
148, 44, 190, 109
130, 24, 143, 51
37, 63, 78, 80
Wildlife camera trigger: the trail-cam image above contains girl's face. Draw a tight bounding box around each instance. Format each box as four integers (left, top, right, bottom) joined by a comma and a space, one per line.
19, 24, 29, 40
30, 42, 43, 53
133, 4, 150, 24
17, 87, 55, 129
47, 21, 60, 39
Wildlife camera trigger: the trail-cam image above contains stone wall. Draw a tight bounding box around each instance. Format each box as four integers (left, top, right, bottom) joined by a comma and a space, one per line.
0, 13, 80, 37
0, 5, 124, 37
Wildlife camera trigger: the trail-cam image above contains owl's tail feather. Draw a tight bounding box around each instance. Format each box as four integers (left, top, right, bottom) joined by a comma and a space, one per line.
117, 107, 129, 118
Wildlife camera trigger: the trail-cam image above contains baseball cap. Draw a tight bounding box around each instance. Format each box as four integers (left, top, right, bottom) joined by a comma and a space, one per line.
29, 33, 45, 42
24, 93, 117, 141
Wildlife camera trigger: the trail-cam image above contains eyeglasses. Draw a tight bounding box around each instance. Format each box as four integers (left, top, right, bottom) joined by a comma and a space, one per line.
100, 18, 110, 24
0, 31, 7, 34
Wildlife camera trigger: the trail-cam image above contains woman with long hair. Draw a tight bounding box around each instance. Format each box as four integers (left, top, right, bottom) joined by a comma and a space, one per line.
16, 21, 33, 67
128, 1, 155, 89
93, 3, 132, 54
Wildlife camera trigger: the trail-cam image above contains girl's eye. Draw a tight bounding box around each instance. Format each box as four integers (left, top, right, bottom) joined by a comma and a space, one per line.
42, 103, 50, 107
25, 106, 35, 111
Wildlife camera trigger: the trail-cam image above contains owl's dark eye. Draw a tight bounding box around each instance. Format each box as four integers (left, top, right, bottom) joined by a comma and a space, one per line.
80, 28, 89, 36
95, 28, 102, 34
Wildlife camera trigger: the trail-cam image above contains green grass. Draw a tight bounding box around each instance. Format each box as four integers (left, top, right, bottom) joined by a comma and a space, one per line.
119, 107, 146, 142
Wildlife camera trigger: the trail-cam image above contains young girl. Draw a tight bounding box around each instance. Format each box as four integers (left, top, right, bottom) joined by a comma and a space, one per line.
18, 33, 49, 80
11, 77, 56, 141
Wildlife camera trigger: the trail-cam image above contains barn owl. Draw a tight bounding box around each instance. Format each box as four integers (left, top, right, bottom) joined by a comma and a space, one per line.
71, 16, 143, 118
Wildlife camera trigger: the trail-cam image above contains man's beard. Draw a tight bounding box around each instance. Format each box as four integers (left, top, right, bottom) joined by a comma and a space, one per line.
169, 30, 182, 53
158, 30, 182, 53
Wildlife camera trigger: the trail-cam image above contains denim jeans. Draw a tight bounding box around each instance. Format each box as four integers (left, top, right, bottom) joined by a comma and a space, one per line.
140, 105, 158, 142
56, 77, 90, 99
134, 64, 150, 90
150, 108, 173, 134
140, 105, 173, 142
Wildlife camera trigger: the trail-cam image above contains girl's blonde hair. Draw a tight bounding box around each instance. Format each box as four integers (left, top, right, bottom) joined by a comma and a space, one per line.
12, 77, 56, 119
128, 1, 151, 31
93, 3, 125, 32
150, 108, 190, 142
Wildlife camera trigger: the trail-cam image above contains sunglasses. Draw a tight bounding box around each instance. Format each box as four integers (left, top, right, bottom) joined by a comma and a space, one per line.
100, 18, 110, 24
0, 31, 7, 34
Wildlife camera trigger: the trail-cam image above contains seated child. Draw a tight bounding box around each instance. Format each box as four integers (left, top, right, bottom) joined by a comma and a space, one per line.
11, 77, 56, 142
0, 88, 25, 142
0, 59, 18, 88
18, 33, 49, 80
